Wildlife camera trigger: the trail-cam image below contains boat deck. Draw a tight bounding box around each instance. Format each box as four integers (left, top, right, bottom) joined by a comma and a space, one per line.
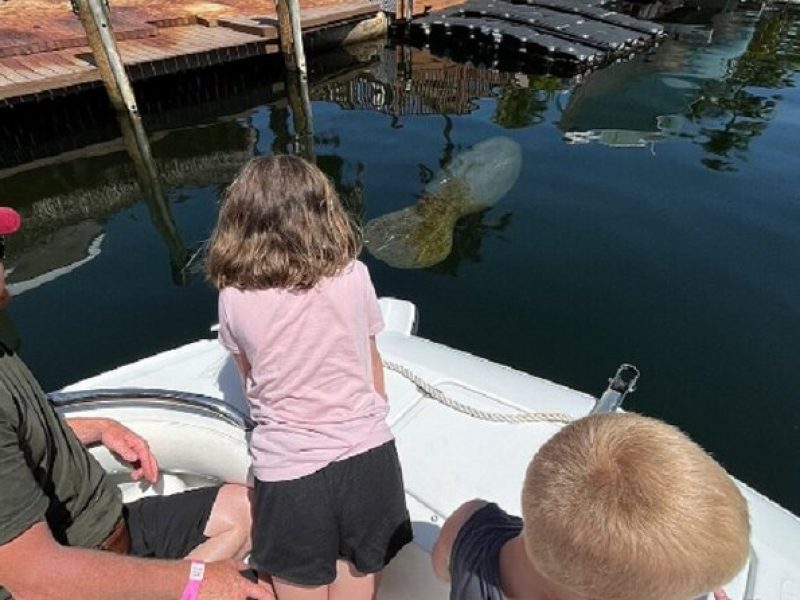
59, 298, 800, 600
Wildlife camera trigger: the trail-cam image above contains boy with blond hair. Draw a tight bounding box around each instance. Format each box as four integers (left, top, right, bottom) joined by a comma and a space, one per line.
432, 413, 750, 600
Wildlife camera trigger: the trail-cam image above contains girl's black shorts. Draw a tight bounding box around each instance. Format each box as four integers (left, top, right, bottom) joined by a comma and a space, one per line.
250, 440, 413, 586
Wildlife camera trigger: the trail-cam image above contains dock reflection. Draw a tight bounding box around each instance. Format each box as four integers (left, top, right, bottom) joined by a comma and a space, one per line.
116, 111, 190, 285
558, 1, 799, 165
1, 2, 797, 286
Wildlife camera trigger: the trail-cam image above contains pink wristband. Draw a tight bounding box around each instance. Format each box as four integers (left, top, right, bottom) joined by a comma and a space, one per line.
179, 560, 205, 600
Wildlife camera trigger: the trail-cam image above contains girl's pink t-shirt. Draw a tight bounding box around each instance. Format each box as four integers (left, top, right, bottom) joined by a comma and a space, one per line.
217, 260, 393, 482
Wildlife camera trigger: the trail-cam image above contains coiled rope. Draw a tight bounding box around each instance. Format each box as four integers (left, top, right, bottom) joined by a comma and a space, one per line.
384, 360, 573, 424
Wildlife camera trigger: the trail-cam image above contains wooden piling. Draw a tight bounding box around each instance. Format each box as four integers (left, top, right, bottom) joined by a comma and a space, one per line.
275, 0, 314, 159
71, 0, 140, 116
276, 0, 308, 75
71, 1, 188, 279
285, 69, 315, 161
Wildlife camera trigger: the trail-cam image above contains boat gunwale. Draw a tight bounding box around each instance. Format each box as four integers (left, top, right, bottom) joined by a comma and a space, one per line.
49, 388, 254, 430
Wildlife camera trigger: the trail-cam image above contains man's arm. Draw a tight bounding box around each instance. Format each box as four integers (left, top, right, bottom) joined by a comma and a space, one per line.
66, 417, 111, 445
431, 499, 489, 582
67, 417, 159, 483
0, 521, 272, 600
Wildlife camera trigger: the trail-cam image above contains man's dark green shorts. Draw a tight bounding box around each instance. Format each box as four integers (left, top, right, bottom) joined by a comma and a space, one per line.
123, 486, 220, 558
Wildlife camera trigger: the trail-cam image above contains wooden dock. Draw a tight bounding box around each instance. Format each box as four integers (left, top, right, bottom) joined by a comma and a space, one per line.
0, 0, 382, 106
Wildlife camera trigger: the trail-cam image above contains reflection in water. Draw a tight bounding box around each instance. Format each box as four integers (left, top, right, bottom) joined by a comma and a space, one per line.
0, 42, 563, 284
1, 118, 258, 288
2, 5, 796, 279
684, 5, 800, 171
312, 45, 522, 118
270, 103, 292, 155
492, 77, 562, 129
559, 2, 800, 170
310, 46, 556, 272
0, 6, 798, 513
557, 0, 748, 145
116, 112, 190, 285
285, 69, 316, 161
6, 222, 104, 296
427, 210, 514, 276
4, 6, 795, 282
363, 137, 522, 269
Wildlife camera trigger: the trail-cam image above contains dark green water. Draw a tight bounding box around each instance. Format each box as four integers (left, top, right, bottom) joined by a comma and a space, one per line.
1, 4, 798, 514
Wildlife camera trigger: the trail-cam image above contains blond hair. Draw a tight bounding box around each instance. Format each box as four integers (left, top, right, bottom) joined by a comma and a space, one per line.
522, 413, 750, 600
206, 155, 360, 290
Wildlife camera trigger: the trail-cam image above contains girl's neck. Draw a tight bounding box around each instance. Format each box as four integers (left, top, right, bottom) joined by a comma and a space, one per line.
499, 536, 583, 600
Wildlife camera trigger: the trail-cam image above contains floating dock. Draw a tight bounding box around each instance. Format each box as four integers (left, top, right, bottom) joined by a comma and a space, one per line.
406, 0, 664, 69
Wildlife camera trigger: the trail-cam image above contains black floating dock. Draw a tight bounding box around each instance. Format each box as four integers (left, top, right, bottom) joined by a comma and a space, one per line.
407, 0, 664, 69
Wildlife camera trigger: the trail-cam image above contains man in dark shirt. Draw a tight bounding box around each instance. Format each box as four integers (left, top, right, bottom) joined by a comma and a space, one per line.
0, 207, 271, 600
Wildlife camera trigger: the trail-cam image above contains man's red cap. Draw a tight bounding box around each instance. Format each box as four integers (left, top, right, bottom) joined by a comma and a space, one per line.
0, 207, 21, 235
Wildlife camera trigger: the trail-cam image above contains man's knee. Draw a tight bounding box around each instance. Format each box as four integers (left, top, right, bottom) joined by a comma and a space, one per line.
206, 484, 252, 544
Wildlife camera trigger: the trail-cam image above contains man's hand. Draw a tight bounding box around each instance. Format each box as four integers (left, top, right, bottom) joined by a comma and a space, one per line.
200, 561, 275, 600
713, 590, 730, 600
69, 418, 160, 484
99, 419, 159, 484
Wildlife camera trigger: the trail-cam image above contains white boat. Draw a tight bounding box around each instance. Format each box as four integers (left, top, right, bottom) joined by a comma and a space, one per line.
52, 298, 800, 600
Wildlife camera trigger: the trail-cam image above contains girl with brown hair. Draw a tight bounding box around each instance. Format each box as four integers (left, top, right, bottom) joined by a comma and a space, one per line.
207, 155, 412, 600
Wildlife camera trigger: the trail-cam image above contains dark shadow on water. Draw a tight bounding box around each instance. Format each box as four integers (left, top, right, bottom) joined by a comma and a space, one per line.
427, 211, 514, 277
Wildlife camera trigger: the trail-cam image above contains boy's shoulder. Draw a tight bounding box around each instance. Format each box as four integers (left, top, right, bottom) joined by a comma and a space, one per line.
432, 499, 491, 580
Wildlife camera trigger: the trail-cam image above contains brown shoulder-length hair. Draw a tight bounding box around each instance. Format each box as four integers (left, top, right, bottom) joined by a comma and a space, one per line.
206, 155, 361, 290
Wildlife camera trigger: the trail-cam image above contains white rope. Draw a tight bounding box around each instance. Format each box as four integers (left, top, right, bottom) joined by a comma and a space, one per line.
384, 361, 573, 424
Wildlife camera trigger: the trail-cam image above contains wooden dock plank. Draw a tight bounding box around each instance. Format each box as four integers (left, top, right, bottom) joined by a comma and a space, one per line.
0, 0, 374, 58
0, 58, 42, 82
14, 55, 71, 78
0, 70, 99, 104
299, 1, 379, 28
0, 0, 379, 104
56, 52, 98, 70
0, 65, 32, 85
36, 53, 91, 74
0, 6, 160, 59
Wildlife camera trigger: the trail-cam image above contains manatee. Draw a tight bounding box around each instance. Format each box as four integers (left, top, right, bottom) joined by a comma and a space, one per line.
364, 136, 522, 269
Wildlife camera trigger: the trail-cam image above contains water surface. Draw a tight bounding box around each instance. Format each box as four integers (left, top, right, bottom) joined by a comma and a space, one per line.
1, 4, 798, 513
